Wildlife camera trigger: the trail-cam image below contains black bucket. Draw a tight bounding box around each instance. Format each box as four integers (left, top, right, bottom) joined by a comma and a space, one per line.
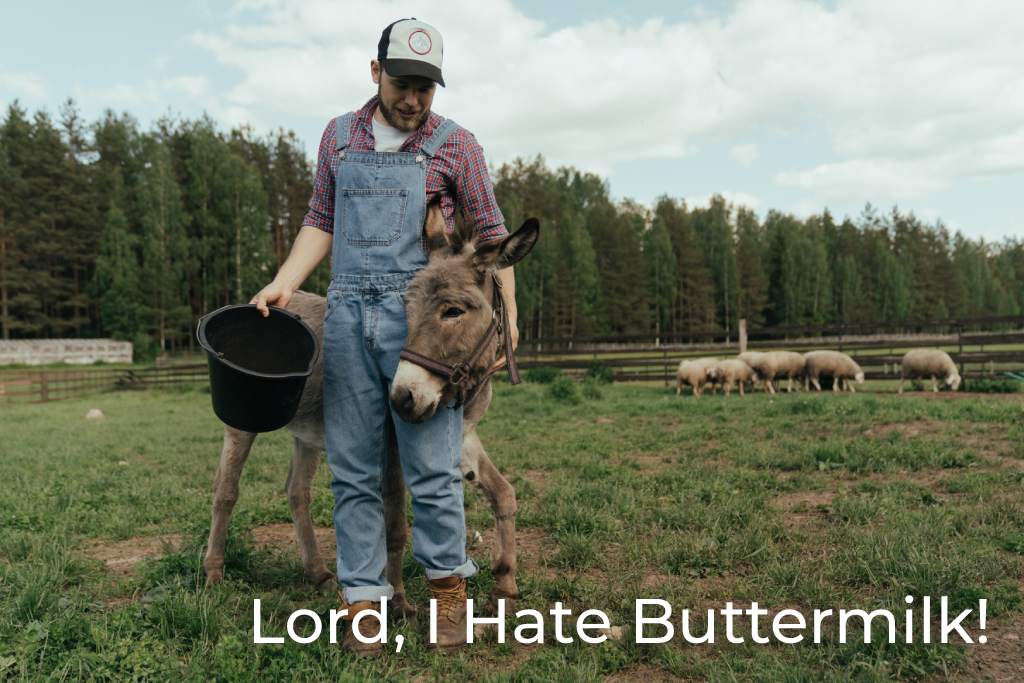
196, 304, 319, 433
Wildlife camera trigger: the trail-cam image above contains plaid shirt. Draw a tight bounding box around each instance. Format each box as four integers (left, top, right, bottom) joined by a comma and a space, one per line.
303, 96, 507, 242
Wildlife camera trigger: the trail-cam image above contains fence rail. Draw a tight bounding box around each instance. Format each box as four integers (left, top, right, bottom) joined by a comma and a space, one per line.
4, 314, 1024, 403
1, 364, 208, 404
517, 329, 1024, 387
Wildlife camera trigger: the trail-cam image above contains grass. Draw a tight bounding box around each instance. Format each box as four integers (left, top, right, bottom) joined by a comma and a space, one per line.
1, 384, 1022, 680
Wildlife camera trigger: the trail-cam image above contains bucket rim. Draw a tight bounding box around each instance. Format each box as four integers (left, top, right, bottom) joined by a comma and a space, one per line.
196, 303, 319, 380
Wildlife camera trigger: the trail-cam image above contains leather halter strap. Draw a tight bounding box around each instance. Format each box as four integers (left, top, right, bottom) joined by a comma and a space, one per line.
399, 271, 520, 406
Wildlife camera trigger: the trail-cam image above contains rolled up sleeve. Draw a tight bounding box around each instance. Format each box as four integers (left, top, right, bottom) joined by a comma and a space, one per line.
302, 118, 337, 233
455, 132, 507, 243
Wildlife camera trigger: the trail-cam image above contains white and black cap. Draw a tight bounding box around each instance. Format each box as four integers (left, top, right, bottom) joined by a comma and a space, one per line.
378, 18, 445, 87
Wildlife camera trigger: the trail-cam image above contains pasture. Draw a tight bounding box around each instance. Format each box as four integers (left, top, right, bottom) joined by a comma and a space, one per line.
1, 382, 1022, 681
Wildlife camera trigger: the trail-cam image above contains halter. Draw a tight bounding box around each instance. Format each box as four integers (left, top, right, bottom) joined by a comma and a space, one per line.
399, 271, 521, 406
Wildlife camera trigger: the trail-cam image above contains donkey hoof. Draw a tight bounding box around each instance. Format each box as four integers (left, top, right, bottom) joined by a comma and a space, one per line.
204, 567, 224, 587
488, 586, 520, 610
391, 593, 418, 622
310, 571, 337, 593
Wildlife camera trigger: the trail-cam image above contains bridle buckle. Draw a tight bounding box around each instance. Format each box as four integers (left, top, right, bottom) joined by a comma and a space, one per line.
449, 363, 470, 386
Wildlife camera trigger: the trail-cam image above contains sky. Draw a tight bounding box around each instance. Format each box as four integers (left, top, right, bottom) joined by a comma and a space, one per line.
2, 0, 1022, 242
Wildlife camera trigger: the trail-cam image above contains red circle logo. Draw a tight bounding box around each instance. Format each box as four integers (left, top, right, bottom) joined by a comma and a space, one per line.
408, 29, 432, 55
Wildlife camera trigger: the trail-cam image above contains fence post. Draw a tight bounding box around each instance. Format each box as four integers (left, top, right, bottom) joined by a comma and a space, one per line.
738, 319, 747, 354
957, 325, 965, 381
40, 371, 49, 402
663, 348, 669, 389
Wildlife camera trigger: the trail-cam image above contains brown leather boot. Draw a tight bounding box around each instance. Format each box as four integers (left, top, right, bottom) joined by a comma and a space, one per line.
427, 576, 469, 650
338, 597, 384, 656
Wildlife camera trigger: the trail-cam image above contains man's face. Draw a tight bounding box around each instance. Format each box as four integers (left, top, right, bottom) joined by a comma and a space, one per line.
372, 61, 436, 132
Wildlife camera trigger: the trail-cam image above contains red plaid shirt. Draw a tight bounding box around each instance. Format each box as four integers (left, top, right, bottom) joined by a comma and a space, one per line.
303, 96, 507, 241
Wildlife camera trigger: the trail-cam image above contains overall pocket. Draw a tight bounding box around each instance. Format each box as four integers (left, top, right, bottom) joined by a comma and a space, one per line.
340, 188, 408, 246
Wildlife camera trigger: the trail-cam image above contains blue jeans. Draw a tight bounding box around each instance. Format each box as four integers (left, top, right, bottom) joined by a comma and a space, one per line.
323, 272, 477, 603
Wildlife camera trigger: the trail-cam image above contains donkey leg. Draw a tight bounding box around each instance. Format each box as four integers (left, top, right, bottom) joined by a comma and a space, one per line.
466, 433, 519, 606
204, 426, 257, 586
287, 437, 334, 591
382, 417, 416, 620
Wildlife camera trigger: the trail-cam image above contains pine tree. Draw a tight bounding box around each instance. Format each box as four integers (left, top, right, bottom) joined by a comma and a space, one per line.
642, 209, 677, 338
59, 99, 102, 337
734, 207, 768, 326
138, 134, 190, 351
654, 197, 715, 337
94, 188, 145, 344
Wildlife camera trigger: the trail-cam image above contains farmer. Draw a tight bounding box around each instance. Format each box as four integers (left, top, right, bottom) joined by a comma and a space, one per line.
250, 18, 516, 653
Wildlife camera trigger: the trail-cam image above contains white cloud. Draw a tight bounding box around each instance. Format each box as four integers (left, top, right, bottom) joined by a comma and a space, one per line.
730, 143, 758, 166
0, 69, 45, 99
183, 0, 1024, 206
163, 76, 211, 99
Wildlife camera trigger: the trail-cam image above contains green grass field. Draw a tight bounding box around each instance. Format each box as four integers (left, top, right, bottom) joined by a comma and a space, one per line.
1, 383, 1023, 681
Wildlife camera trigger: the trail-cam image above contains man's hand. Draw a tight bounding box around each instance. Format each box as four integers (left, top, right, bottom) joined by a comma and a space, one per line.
250, 280, 294, 317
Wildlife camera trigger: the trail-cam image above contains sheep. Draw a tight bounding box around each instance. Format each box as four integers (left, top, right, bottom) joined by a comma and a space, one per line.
707, 358, 760, 396
738, 351, 807, 394
898, 349, 962, 393
675, 357, 718, 397
737, 351, 771, 393
803, 350, 865, 393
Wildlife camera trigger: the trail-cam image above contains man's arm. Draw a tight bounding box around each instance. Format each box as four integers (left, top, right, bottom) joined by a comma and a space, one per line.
251, 118, 338, 316
251, 226, 332, 316
450, 130, 519, 360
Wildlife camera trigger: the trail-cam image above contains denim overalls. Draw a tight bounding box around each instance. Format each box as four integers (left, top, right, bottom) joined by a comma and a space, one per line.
323, 111, 477, 604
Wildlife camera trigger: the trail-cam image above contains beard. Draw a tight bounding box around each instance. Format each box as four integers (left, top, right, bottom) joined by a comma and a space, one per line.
377, 85, 429, 132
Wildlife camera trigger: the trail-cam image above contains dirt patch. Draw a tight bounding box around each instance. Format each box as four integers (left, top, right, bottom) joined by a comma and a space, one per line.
864, 420, 939, 439
607, 664, 686, 682
103, 595, 136, 609
956, 430, 1021, 466
513, 527, 557, 580
771, 490, 835, 530
773, 490, 835, 510
83, 533, 185, 575
250, 523, 336, 557
513, 469, 550, 497
618, 451, 678, 473
899, 391, 1024, 402
956, 610, 1024, 682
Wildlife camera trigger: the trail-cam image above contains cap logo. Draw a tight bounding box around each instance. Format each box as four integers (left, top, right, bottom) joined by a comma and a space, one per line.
408, 29, 432, 55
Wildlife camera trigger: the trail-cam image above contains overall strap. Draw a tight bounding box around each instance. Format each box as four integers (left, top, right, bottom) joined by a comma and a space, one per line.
419, 118, 459, 158
334, 112, 356, 152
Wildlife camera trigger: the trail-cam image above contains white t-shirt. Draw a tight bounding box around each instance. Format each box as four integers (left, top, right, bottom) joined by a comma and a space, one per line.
372, 116, 414, 152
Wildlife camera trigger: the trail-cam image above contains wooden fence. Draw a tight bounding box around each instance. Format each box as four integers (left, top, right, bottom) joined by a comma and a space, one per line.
4, 315, 1024, 403
0, 364, 208, 404
516, 327, 1024, 385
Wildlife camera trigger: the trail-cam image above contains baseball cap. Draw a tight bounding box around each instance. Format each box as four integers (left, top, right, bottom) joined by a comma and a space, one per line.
378, 18, 445, 87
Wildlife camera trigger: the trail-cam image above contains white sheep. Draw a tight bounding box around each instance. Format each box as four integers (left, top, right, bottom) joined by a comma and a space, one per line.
738, 351, 806, 394
675, 357, 718, 397
803, 350, 865, 393
898, 349, 961, 393
707, 359, 760, 396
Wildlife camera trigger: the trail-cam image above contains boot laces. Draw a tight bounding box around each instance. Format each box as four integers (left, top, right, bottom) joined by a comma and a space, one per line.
431, 579, 466, 621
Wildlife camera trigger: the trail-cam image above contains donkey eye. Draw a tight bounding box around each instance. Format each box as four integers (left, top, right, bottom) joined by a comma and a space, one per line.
442, 306, 465, 319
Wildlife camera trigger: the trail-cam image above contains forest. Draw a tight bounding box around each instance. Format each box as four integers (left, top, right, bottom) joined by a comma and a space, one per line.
2, 100, 1022, 357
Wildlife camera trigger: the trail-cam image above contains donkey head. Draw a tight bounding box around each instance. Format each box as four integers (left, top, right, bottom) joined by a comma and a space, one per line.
389, 203, 539, 423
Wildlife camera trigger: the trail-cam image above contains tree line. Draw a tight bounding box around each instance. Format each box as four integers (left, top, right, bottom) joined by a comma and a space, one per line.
2, 101, 1022, 357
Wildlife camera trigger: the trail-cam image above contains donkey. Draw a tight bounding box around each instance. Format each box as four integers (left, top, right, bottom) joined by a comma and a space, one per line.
202, 205, 539, 613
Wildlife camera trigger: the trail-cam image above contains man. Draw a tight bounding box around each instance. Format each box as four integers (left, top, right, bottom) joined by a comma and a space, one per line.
250, 18, 517, 653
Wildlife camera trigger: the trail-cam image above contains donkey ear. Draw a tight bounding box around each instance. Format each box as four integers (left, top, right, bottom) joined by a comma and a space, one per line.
423, 196, 449, 253
474, 218, 540, 271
